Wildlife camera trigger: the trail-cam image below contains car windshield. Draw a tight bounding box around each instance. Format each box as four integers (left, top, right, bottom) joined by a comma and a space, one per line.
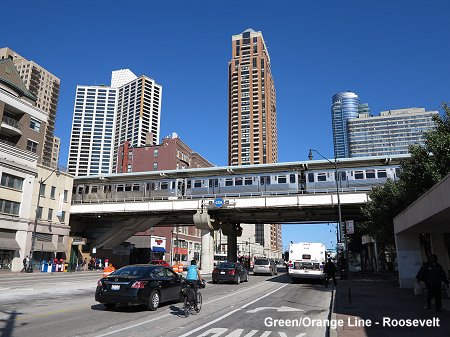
111, 266, 152, 277
254, 259, 269, 265
218, 262, 236, 269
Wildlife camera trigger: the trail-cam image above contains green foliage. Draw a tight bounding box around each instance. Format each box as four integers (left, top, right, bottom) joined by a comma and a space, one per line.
360, 103, 450, 246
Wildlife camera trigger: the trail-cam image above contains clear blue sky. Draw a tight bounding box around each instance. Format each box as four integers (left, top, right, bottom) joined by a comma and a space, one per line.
4, 1, 449, 251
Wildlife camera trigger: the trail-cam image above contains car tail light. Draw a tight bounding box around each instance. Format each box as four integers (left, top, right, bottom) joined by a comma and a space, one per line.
131, 281, 148, 289
227, 269, 235, 275
97, 279, 103, 287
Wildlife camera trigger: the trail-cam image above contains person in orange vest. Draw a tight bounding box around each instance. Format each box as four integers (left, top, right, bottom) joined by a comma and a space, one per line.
103, 263, 116, 278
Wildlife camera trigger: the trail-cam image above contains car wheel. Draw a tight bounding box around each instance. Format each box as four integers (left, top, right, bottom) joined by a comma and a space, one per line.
212, 279, 218, 284
104, 303, 115, 310
236, 275, 241, 284
148, 290, 160, 311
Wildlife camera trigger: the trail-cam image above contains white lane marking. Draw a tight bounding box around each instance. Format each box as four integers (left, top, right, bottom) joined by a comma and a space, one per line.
0, 287, 10, 290
92, 281, 273, 337
246, 305, 303, 314
13, 288, 34, 291
241, 284, 288, 309
179, 284, 289, 337
94, 313, 171, 337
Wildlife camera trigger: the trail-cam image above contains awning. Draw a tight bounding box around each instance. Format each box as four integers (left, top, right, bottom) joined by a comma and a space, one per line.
33, 242, 57, 252
152, 247, 166, 253
0, 238, 20, 250
57, 243, 68, 252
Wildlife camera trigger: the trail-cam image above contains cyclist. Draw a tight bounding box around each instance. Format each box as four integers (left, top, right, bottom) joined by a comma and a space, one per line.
186, 259, 202, 310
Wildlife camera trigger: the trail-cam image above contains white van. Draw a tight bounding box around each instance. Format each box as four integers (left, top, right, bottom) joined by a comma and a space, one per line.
287, 242, 326, 282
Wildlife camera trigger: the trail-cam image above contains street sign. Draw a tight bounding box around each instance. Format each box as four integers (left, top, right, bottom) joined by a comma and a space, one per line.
214, 197, 224, 208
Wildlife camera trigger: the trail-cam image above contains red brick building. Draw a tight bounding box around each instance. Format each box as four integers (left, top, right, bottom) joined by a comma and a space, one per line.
119, 133, 214, 266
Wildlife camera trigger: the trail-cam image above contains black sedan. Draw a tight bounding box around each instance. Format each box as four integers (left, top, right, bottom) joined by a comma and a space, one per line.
95, 264, 182, 310
212, 262, 249, 284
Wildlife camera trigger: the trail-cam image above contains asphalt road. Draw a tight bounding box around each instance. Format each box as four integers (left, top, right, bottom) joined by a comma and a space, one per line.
0, 269, 333, 337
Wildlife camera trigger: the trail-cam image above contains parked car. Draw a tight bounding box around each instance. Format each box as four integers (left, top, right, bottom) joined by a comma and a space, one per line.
150, 260, 170, 267
95, 264, 182, 310
253, 258, 277, 276
212, 262, 249, 284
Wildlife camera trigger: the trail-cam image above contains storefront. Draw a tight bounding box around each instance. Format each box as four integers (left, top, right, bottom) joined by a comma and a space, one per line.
0, 230, 21, 271
150, 236, 166, 261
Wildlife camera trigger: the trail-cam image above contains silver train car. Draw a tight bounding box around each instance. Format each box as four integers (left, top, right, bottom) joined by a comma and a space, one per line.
72, 165, 400, 203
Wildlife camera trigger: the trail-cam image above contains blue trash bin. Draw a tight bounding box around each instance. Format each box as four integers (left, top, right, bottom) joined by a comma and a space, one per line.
41, 260, 48, 272
51, 263, 56, 272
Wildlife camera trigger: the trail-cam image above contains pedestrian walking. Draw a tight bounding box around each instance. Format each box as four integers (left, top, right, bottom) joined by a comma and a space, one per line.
83, 258, 88, 271
324, 258, 338, 287
416, 254, 449, 312
21, 255, 29, 272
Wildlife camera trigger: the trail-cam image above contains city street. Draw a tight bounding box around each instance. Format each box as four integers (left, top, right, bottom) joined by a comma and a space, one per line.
0, 269, 333, 337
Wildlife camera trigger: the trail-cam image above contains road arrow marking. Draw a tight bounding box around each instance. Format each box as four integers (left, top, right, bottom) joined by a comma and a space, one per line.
246, 306, 303, 314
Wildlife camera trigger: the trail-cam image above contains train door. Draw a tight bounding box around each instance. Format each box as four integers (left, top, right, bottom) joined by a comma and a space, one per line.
338, 171, 349, 190
177, 179, 185, 197
260, 175, 270, 193
209, 178, 219, 195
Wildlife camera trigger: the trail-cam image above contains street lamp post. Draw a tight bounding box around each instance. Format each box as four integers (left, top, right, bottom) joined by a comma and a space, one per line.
308, 149, 351, 304
28, 167, 60, 273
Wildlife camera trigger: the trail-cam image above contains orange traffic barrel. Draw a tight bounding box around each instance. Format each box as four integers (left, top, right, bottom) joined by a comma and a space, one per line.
172, 264, 179, 273
103, 265, 116, 278
177, 264, 183, 273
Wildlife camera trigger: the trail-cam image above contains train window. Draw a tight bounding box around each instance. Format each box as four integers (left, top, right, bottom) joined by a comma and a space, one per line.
171, 182, 175, 189
225, 178, 233, 186
355, 171, 364, 180
366, 170, 376, 179
104, 185, 111, 193
377, 170, 387, 178
77, 186, 84, 194
193, 180, 202, 188
395, 168, 401, 178
187, 180, 191, 189
308, 173, 314, 183
125, 184, 132, 192
209, 179, 219, 188
117, 185, 124, 192
244, 177, 252, 185
72, 186, 76, 194
290, 174, 296, 183
277, 175, 287, 184
161, 182, 168, 190
132, 184, 140, 191
235, 178, 243, 186
317, 173, 326, 182
91, 186, 98, 193
340, 172, 347, 181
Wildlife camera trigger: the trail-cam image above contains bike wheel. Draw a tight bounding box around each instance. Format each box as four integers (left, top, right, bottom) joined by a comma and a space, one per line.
184, 297, 190, 317
196, 292, 202, 313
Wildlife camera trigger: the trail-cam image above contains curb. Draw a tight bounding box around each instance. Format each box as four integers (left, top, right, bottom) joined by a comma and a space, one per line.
328, 286, 337, 337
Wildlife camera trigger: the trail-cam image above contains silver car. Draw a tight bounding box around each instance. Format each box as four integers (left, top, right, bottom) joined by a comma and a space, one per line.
253, 258, 277, 276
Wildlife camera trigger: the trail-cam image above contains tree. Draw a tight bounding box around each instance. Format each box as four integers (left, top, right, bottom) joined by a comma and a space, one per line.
360, 103, 450, 245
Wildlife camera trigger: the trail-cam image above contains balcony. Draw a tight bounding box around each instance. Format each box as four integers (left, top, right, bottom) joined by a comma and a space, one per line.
1, 116, 22, 136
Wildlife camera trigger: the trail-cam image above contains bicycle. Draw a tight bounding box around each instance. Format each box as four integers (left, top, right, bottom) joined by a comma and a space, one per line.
181, 279, 204, 317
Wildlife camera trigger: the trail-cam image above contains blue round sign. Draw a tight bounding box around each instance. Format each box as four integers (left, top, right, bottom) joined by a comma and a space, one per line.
214, 197, 224, 208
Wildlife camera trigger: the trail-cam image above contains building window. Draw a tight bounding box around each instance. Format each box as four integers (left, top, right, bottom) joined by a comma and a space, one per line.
50, 186, 56, 199
29, 118, 41, 132
27, 140, 38, 153
0, 173, 24, 190
59, 211, 66, 223
37, 206, 43, 219
63, 190, 68, 202
153, 162, 158, 170
48, 208, 53, 221
39, 184, 46, 197
0, 199, 20, 216
154, 149, 158, 157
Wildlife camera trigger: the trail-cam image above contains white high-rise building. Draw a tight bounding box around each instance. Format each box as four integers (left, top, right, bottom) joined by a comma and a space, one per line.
68, 70, 162, 176
111, 69, 137, 88
67, 86, 118, 176
112, 75, 162, 172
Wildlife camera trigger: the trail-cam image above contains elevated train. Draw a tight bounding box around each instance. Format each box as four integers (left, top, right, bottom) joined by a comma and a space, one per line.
72, 165, 400, 203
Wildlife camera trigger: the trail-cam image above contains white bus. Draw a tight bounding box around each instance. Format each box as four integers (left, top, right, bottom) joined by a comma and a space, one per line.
213, 253, 227, 266
287, 242, 327, 282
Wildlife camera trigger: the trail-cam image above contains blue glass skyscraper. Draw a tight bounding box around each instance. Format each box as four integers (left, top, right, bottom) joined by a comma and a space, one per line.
331, 91, 360, 158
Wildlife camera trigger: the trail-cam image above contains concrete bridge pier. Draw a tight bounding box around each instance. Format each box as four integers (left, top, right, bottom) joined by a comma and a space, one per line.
200, 229, 214, 273
221, 223, 242, 263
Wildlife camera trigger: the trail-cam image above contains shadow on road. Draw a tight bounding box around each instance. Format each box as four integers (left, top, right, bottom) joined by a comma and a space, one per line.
0, 310, 22, 337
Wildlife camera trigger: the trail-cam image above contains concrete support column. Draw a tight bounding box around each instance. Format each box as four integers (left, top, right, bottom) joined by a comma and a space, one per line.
430, 233, 449, 273
200, 229, 214, 274
227, 233, 238, 263
395, 231, 422, 288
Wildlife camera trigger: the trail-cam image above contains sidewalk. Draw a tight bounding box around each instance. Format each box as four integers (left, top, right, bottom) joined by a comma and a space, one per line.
332, 273, 450, 337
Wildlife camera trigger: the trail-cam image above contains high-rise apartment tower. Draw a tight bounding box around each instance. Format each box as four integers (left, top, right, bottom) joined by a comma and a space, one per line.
228, 29, 278, 166
0, 48, 60, 167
